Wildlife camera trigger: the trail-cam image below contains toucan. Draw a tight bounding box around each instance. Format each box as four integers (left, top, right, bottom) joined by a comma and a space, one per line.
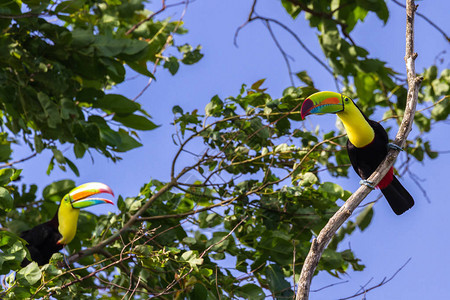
20, 182, 114, 266
300, 91, 414, 215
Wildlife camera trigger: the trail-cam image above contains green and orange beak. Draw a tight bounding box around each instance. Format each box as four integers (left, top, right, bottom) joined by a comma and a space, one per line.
69, 182, 114, 209
301, 91, 345, 119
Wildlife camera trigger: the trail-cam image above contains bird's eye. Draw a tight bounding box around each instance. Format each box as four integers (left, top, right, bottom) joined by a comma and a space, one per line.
344, 98, 349, 102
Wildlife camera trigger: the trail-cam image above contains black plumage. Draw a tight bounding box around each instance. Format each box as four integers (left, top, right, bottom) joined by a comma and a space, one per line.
20, 213, 63, 266
346, 119, 414, 215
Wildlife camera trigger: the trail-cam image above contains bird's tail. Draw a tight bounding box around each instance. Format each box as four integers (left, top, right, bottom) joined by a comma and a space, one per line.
380, 176, 414, 215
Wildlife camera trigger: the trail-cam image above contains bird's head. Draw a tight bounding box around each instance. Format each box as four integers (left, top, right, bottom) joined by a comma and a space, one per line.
60, 182, 114, 210
300, 91, 355, 119
57, 182, 114, 245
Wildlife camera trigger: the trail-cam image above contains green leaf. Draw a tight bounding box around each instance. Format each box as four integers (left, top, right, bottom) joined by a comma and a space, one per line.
17, 262, 42, 285
37, 92, 61, 128
42, 180, 75, 202
0, 240, 28, 274
133, 245, 153, 256
190, 283, 208, 299
65, 157, 80, 176
94, 35, 148, 57
296, 71, 314, 86
266, 264, 293, 298
172, 105, 183, 115
375, 0, 389, 24
431, 99, 449, 121
424, 141, 438, 159
55, 0, 84, 13
124, 197, 141, 213
356, 203, 374, 231
354, 73, 376, 101
95, 94, 140, 115
251, 78, 266, 91
0, 187, 13, 211
127, 60, 155, 78
34, 135, 44, 153
51, 148, 66, 164
423, 65, 438, 81
299, 172, 317, 186
73, 142, 86, 159
181, 45, 203, 65
0, 168, 14, 185
0, 231, 21, 248
281, 0, 301, 19
205, 95, 223, 117
181, 250, 203, 269
164, 56, 180, 75
414, 113, 431, 132
60, 98, 79, 120
46, 157, 55, 175
321, 182, 344, 200
235, 284, 265, 300
183, 237, 196, 245
115, 129, 143, 152
113, 114, 159, 131
99, 127, 122, 146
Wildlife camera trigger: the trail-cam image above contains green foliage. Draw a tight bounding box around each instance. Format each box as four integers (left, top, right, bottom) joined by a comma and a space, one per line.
0, 0, 202, 172
0, 231, 29, 274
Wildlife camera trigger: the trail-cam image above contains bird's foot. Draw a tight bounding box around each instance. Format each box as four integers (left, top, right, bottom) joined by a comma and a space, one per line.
387, 143, 403, 151
359, 179, 375, 189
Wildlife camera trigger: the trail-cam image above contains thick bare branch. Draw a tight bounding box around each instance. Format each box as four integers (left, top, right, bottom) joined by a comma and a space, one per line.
295, 1, 422, 299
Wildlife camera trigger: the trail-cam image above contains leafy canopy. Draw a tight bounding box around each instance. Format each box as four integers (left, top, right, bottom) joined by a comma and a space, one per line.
0, 0, 448, 299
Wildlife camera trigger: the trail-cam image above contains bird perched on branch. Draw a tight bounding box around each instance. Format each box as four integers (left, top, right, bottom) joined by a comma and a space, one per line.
300, 91, 414, 215
21, 182, 114, 266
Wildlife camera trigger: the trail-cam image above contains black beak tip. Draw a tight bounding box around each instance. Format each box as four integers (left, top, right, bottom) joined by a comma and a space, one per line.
301, 98, 313, 119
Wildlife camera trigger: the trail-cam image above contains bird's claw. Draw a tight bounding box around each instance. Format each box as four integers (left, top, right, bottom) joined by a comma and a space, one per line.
359, 179, 375, 189
387, 143, 403, 151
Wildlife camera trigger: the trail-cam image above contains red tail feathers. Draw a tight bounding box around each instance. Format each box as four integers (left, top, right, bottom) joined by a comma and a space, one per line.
377, 167, 394, 189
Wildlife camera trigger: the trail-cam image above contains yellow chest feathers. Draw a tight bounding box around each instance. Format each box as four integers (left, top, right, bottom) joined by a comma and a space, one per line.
336, 103, 374, 148
57, 204, 80, 245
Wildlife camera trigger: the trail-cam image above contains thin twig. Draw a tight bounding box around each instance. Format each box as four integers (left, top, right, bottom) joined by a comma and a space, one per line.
235, 9, 337, 81
0, 152, 37, 168
310, 280, 349, 292
47, 255, 133, 298
338, 258, 412, 300
264, 20, 295, 86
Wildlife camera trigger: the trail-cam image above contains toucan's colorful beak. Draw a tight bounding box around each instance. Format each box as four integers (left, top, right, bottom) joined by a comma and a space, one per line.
301, 91, 345, 119
70, 182, 114, 209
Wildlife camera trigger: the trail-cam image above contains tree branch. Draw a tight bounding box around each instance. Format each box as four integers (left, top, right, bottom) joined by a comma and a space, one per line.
0, 152, 37, 169
264, 20, 295, 86
295, 1, 422, 299
234, 3, 338, 83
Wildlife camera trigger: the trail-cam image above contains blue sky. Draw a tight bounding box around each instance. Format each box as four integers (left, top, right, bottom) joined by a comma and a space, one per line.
13, 0, 450, 298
